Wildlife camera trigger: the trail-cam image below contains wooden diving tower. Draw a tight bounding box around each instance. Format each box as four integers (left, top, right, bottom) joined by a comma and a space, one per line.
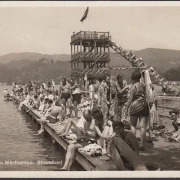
70, 31, 111, 83
70, 30, 180, 95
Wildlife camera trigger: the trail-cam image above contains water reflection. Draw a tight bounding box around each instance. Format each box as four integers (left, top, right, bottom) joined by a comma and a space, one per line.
0, 86, 83, 171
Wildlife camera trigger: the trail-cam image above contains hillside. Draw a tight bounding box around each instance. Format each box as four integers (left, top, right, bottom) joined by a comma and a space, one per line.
135, 48, 180, 74
1, 48, 180, 84
1, 48, 180, 74
110, 48, 180, 74
0, 52, 70, 64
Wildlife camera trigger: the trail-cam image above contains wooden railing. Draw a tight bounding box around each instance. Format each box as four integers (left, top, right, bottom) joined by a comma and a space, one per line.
71, 31, 110, 42
71, 52, 109, 61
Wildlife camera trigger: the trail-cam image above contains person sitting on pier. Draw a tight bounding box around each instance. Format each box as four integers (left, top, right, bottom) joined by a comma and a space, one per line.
48, 90, 55, 101
91, 108, 113, 154
29, 94, 40, 110
59, 109, 97, 171
167, 109, 180, 142
169, 109, 180, 132
56, 109, 94, 137
107, 121, 148, 171
38, 96, 49, 113
37, 99, 65, 135
18, 92, 30, 110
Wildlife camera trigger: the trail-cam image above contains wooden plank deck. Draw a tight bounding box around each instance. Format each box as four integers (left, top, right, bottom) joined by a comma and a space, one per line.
18, 103, 180, 170
21, 104, 117, 171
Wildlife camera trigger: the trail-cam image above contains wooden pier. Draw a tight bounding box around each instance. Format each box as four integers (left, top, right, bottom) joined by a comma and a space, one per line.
21, 104, 117, 171
18, 102, 180, 171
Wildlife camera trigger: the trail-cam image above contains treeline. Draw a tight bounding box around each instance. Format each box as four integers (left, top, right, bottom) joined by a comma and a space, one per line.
0, 57, 180, 85
0, 58, 71, 85
163, 67, 180, 81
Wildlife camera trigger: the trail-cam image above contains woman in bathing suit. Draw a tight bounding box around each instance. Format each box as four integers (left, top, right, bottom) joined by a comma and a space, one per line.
125, 71, 149, 151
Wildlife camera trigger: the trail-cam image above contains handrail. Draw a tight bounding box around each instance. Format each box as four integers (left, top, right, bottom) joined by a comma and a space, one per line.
157, 105, 176, 110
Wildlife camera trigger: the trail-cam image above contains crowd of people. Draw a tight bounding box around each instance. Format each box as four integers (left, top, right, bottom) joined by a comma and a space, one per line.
6, 71, 161, 171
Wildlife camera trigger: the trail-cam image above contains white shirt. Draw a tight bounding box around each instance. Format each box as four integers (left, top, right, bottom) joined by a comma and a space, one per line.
48, 94, 54, 100
89, 84, 94, 99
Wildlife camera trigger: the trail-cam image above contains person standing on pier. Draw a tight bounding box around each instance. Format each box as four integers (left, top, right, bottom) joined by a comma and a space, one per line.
98, 76, 109, 126
89, 78, 100, 109
115, 74, 129, 121
59, 78, 71, 115
125, 71, 149, 151
151, 85, 158, 111
106, 75, 117, 120
70, 79, 81, 118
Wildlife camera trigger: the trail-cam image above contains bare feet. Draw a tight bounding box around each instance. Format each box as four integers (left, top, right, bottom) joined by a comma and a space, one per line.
37, 129, 44, 135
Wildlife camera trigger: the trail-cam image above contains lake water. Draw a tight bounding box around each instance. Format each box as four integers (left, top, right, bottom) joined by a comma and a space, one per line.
0, 86, 82, 171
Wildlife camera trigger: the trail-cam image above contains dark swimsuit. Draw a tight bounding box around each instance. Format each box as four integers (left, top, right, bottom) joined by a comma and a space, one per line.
130, 84, 149, 117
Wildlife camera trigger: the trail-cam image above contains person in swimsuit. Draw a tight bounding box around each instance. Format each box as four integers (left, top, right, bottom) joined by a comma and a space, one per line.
59, 110, 96, 171
59, 78, 71, 111
98, 76, 109, 126
107, 121, 148, 171
125, 71, 149, 151
90, 78, 100, 109
18, 92, 30, 110
115, 74, 129, 121
91, 108, 113, 154
57, 109, 94, 136
106, 76, 117, 119
69, 80, 81, 118
37, 99, 65, 135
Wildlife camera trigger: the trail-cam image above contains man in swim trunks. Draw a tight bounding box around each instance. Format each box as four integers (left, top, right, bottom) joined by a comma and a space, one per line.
59, 78, 71, 109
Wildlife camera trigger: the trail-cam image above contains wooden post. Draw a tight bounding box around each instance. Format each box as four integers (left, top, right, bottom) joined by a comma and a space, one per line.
94, 39, 97, 68
108, 37, 110, 68
80, 40, 82, 53
84, 73, 88, 95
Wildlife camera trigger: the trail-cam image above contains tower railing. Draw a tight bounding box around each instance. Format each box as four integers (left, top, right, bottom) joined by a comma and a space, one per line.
71, 31, 110, 42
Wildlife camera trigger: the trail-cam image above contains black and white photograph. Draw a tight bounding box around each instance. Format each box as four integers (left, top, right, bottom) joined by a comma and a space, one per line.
0, 1, 180, 176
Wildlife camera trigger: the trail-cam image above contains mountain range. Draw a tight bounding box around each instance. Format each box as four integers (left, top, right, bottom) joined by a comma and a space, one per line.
0, 48, 180, 83
1, 48, 180, 74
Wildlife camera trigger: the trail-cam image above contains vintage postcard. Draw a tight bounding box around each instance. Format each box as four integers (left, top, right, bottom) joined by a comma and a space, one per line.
0, 1, 180, 178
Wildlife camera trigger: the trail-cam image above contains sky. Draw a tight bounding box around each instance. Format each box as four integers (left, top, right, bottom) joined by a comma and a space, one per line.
0, 6, 180, 55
